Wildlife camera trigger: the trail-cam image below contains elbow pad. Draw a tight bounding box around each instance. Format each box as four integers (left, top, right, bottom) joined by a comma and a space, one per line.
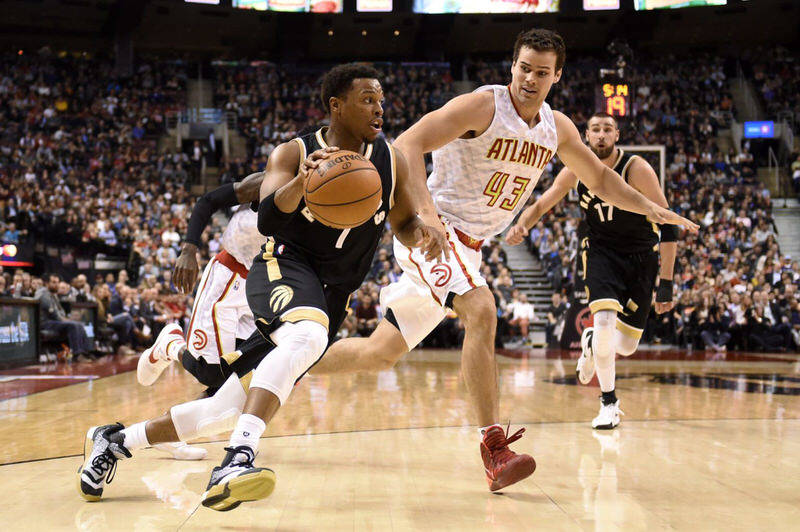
257, 193, 293, 236
184, 183, 239, 246
659, 223, 679, 243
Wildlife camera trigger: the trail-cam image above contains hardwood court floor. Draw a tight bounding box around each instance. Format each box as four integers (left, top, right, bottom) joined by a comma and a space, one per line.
1, 347, 799, 531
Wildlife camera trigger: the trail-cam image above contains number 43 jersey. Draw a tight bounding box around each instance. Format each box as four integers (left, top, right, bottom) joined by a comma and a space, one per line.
428, 84, 558, 241
577, 149, 660, 254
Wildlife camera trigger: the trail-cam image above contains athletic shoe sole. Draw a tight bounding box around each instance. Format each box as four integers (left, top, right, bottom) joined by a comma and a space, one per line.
77, 427, 102, 502
201, 468, 276, 512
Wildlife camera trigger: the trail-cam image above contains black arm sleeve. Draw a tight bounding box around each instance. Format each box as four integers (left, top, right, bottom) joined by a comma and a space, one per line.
659, 223, 679, 243
184, 183, 239, 246
257, 193, 293, 236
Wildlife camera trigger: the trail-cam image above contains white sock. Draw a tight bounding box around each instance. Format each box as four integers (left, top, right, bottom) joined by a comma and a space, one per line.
165, 338, 186, 362
119, 421, 150, 451
478, 424, 502, 439
229, 414, 266, 455
592, 310, 617, 393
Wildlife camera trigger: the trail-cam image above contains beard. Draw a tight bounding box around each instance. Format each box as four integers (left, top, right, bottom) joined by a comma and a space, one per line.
591, 145, 615, 160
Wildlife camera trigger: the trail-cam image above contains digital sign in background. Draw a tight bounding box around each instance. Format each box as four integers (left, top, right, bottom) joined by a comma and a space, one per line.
414, 0, 559, 14
744, 121, 775, 139
583, 0, 619, 9
634, 0, 725, 10
0, 300, 38, 368
357, 0, 393, 11
596, 82, 631, 117
233, 0, 343, 12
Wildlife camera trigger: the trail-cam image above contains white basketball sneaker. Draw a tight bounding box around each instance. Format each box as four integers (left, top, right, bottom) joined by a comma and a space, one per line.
576, 327, 596, 385
591, 400, 624, 430
137, 323, 184, 386
153, 442, 208, 460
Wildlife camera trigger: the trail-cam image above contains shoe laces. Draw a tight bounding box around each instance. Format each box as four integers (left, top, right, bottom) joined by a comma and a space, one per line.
484, 423, 526, 464
223, 446, 254, 467
90, 451, 118, 484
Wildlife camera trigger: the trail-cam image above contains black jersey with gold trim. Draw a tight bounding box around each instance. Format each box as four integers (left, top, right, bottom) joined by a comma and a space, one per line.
576, 149, 659, 253
270, 127, 396, 291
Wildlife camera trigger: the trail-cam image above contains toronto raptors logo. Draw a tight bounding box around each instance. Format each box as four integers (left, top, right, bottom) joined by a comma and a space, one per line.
192, 330, 208, 351
576, 306, 593, 335
430, 264, 452, 287
270, 285, 294, 313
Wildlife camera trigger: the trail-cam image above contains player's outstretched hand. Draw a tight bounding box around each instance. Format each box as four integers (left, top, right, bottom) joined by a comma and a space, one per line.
647, 205, 699, 233
300, 146, 339, 176
505, 224, 529, 246
414, 223, 450, 262
174, 246, 200, 294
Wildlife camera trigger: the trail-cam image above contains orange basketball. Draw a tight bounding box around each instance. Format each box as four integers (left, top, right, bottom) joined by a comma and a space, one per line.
303, 150, 382, 229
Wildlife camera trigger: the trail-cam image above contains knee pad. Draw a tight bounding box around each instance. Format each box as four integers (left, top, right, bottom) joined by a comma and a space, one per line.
615, 330, 640, 357
592, 310, 617, 365
250, 320, 328, 405
170, 374, 247, 441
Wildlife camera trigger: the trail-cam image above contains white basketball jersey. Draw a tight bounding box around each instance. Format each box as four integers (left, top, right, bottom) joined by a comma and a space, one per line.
221, 205, 263, 268
428, 85, 559, 241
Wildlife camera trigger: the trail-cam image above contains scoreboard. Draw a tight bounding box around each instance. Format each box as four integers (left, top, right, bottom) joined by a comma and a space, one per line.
596, 81, 631, 117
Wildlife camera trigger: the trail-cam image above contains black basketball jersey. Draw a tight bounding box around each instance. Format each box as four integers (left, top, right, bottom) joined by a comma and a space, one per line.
271, 127, 396, 291
576, 149, 659, 253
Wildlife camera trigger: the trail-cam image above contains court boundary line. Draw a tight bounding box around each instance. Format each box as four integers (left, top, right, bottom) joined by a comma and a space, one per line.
6, 417, 799, 467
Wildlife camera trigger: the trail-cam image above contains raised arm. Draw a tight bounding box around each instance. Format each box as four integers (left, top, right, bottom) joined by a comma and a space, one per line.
393, 91, 496, 257
175, 171, 265, 293
553, 111, 698, 231
626, 157, 678, 313
506, 167, 577, 245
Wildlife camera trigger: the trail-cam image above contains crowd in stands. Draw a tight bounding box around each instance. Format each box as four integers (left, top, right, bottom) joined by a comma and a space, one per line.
2, 49, 799, 362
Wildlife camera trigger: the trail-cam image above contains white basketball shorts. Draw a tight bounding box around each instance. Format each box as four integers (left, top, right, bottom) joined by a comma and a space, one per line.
185, 249, 256, 363
381, 221, 486, 350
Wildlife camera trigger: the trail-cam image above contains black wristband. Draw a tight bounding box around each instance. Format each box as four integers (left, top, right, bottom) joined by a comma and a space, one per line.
257, 193, 293, 236
184, 183, 239, 246
656, 279, 673, 303
659, 223, 679, 243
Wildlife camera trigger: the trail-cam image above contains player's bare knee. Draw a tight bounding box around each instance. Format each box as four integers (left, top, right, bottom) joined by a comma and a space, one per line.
456, 290, 496, 332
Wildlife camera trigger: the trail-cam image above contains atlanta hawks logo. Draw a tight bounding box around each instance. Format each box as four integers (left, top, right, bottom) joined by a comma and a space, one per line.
192, 330, 208, 350
431, 263, 452, 287
270, 285, 294, 313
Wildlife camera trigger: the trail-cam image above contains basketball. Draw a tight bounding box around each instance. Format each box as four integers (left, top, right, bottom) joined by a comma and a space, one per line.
303, 150, 382, 229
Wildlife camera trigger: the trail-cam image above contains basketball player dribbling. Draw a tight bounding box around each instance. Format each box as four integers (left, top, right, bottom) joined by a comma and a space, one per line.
507, 112, 679, 430
76, 63, 446, 509
308, 28, 698, 492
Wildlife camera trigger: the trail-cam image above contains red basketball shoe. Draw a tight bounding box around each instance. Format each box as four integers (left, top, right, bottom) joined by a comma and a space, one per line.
480, 424, 536, 491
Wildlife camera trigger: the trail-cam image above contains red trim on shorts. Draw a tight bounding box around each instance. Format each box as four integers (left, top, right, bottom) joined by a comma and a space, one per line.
186, 255, 217, 342
452, 227, 484, 251
216, 249, 249, 279
210, 274, 238, 358
448, 240, 478, 290
407, 248, 442, 306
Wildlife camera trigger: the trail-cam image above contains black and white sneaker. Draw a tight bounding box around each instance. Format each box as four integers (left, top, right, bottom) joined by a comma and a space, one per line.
77, 423, 132, 501
201, 446, 276, 512
576, 327, 596, 385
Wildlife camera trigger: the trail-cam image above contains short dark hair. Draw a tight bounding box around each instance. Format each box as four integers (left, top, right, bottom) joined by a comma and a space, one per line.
513, 28, 566, 72
588, 111, 618, 128
320, 63, 381, 113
